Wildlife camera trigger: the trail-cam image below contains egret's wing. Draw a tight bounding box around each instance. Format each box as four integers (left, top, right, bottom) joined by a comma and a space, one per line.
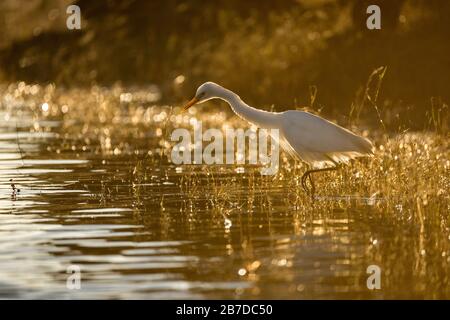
263, 128, 299, 159
280, 110, 373, 167
256, 126, 299, 162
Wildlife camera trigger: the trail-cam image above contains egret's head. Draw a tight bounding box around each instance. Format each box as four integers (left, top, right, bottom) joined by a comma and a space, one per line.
182, 82, 222, 112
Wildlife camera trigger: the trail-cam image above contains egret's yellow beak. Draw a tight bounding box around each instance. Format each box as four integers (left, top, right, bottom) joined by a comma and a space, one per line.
181, 97, 199, 113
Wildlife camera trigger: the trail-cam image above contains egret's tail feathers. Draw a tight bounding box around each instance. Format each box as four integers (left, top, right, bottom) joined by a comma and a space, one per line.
326, 151, 369, 163
278, 128, 374, 168
300, 151, 337, 168
303, 149, 373, 169
352, 136, 375, 155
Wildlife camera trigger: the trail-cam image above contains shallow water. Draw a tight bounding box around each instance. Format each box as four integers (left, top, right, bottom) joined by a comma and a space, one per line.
0, 86, 448, 299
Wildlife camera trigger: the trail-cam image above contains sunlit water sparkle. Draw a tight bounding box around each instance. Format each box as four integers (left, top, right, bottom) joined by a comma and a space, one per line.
0, 85, 448, 299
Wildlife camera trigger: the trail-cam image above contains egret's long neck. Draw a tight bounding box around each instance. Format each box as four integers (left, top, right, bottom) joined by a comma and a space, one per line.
216, 88, 280, 129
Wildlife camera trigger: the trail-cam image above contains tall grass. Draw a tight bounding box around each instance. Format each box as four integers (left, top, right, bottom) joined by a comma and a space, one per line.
2, 80, 449, 297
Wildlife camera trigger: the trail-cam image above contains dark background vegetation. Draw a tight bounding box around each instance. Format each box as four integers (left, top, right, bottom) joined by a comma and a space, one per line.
0, 0, 449, 129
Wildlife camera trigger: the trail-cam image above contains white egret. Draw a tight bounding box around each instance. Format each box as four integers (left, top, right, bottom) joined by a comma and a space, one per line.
182, 82, 374, 195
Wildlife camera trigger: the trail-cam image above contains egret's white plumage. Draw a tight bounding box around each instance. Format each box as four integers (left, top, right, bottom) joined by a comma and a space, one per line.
279, 110, 373, 167
183, 82, 374, 169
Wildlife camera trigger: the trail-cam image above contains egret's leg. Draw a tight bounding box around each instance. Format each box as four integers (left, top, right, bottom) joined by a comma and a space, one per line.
308, 173, 315, 196
301, 170, 316, 195
300, 171, 310, 194
302, 165, 340, 196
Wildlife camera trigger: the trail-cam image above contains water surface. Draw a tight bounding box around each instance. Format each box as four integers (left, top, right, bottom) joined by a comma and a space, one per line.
0, 85, 448, 299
